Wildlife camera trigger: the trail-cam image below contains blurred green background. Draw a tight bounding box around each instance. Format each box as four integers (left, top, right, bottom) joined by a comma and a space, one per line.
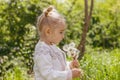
0, 0, 120, 80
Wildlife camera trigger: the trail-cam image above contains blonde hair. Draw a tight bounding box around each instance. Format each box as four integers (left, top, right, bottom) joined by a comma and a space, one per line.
37, 6, 66, 36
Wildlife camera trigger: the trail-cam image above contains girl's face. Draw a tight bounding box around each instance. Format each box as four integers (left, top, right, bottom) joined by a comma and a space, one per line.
50, 26, 66, 44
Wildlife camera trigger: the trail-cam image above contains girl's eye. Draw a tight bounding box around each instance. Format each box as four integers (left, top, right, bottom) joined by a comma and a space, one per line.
60, 31, 64, 34
60, 32, 63, 34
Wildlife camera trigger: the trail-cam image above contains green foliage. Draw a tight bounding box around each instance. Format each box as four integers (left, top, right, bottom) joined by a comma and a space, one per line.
80, 48, 120, 80
0, 55, 32, 80
88, 0, 120, 48
0, 0, 120, 80
0, 0, 51, 78
3, 65, 33, 80
73, 48, 120, 80
55, 0, 120, 48
1, 48, 120, 80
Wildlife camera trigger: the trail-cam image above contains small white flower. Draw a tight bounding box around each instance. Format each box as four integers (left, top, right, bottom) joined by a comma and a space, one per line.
63, 42, 80, 59
69, 42, 75, 48
63, 44, 69, 52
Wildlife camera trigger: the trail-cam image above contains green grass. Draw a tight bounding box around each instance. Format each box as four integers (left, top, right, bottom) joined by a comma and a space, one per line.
2, 48, 120, 80
3, 66, 33, 80
78, 48, 120, 80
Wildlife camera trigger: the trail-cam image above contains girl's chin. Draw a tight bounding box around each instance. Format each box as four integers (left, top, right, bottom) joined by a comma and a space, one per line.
54, 42, 59, 45
53, 41, 61, 45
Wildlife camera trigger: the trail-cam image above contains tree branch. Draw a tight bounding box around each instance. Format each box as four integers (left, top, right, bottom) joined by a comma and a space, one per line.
78, 0, 94, 60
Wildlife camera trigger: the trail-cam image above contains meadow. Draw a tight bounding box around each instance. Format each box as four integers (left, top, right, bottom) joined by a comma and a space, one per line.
0, 0, 120, 80
3, 48, 120, 80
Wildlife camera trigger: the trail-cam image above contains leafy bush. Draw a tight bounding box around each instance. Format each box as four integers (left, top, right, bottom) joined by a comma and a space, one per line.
0, 0, 120, 80
0, 55, 34, 80
3, 66, 33, 80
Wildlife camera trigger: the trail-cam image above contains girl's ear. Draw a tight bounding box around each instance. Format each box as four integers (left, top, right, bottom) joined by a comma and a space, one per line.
45, 27, 51, 36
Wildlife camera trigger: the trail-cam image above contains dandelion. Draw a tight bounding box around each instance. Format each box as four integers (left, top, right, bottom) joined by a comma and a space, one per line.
63, 42, 80, 59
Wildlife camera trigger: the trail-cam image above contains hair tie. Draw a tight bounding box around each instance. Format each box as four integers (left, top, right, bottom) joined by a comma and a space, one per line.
44, 6, 54, 17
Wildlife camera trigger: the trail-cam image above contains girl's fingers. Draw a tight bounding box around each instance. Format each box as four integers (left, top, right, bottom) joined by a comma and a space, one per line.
72, 54, 78, 60
72, 61, 79, 68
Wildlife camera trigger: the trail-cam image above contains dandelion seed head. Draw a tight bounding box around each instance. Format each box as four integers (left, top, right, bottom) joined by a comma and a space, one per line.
63, 42, 80, 59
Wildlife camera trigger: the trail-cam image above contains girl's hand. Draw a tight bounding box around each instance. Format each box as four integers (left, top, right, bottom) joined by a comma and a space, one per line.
71, 68, 81, 78
70, 59, 80, 69
72, 68, 84, 79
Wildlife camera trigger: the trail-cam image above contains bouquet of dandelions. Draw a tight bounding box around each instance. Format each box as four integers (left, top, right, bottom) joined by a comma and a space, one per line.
63, 42, 84, 77
63, 42, 80, 60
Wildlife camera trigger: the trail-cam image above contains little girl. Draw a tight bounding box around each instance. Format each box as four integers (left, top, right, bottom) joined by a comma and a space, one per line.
33, 6, 81, 80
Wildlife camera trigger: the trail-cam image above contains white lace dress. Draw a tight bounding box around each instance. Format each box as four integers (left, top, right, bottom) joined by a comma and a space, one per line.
33, 41, 72, 80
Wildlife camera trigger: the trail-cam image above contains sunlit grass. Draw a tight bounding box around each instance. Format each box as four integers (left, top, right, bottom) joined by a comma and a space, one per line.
78, 48, 120, 80
2, 49, 120, 80
3, 66, 33, 80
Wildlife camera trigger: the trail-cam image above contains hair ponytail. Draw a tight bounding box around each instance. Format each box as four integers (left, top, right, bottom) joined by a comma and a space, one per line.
44, 6, 54, 17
